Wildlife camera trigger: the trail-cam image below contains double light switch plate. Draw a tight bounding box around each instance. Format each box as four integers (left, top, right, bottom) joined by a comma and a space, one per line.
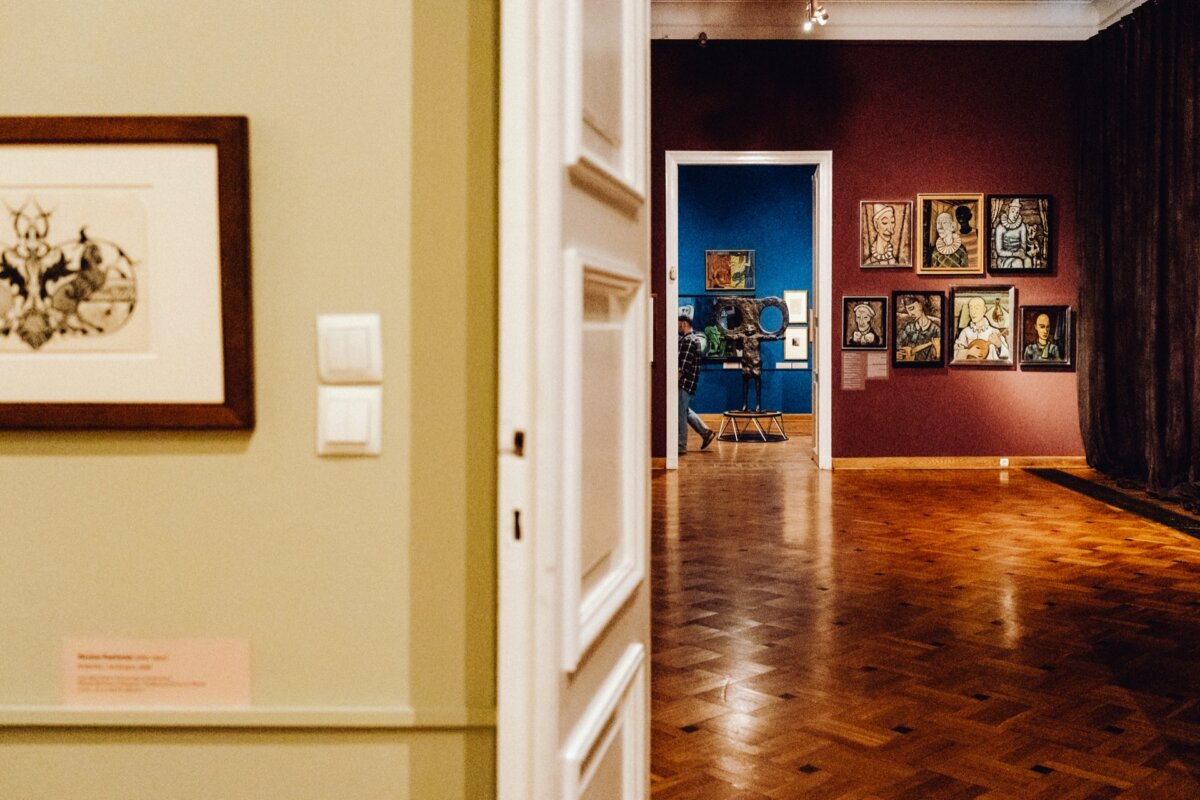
317, 314, 382, 456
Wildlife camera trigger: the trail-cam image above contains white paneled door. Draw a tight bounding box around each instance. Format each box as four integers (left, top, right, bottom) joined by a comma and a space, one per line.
498, 0, 650, 798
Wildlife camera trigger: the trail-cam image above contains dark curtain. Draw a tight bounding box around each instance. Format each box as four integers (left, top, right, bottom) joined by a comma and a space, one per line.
1077, 0, 1200, 495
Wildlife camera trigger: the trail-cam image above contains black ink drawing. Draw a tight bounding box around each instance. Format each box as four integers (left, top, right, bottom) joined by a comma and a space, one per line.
0, 201, 137, 350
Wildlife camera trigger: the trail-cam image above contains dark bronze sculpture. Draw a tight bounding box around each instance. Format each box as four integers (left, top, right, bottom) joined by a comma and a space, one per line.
715, 296, 789, 412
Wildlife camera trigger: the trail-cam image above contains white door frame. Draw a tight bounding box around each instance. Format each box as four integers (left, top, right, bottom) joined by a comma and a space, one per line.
664, 151, 833, 469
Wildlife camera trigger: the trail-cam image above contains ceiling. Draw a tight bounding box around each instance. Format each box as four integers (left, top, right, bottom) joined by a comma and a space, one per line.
651, 0, 1150, 41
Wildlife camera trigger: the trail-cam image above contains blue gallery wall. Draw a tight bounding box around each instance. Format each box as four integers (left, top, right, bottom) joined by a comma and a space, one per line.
679, 164, 815, 413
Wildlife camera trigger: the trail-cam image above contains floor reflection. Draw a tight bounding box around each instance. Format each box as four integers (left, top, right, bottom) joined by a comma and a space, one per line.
651, 437, 1200, 798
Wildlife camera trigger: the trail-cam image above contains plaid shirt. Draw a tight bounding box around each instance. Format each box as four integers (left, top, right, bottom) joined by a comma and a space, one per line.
678, 332, 705, 394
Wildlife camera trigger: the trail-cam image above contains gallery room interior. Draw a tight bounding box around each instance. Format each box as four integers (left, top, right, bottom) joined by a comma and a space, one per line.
2, 0, 1199, 798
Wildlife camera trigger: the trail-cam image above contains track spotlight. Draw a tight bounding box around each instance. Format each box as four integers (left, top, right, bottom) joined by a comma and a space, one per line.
802, 0, 829, 33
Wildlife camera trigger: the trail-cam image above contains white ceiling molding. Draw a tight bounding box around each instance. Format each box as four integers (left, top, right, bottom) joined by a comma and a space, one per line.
651, 0, 1151, 42
1094, 0, 1150, 29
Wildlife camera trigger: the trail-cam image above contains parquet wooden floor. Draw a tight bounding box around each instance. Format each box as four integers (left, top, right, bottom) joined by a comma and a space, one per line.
652, 436, 1200, 799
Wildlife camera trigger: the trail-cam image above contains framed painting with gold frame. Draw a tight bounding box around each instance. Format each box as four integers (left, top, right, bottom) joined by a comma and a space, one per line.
916, 193, 984, 275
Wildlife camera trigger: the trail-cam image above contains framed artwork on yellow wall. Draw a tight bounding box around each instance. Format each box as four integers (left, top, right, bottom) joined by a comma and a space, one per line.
0, 116, 254, 428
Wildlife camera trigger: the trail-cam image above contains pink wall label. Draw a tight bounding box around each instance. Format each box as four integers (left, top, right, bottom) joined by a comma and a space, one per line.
866, 353, 889, 380
842, 352, 866, 390
62, 637, 251, 707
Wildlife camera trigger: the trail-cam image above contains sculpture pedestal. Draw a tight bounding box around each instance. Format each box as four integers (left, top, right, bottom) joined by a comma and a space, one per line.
717, 410, 788, 443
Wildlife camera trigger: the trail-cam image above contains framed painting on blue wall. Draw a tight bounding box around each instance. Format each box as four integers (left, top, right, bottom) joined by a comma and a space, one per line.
784, 290, 808, 324
705, 249, 755, 291
784, 326, 809, 361
680, 294, 741, 361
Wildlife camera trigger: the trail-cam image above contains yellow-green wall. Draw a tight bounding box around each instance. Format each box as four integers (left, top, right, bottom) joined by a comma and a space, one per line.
0, 1, 496, 797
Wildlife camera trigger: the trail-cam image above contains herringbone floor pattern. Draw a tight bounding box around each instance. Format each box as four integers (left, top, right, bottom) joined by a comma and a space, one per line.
652, 436, 1200, 799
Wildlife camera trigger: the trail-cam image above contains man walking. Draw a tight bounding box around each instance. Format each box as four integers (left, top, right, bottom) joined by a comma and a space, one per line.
678, 314, 717, 455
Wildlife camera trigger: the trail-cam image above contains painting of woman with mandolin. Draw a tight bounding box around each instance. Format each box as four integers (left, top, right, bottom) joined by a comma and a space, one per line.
950, 288, 1015, 366
892, 291, 944, 367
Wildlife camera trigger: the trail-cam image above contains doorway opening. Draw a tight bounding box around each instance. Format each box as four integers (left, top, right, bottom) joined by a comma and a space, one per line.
664, 151, 832, 469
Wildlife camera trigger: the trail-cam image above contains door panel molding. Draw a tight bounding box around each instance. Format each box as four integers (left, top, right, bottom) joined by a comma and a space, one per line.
559, 643, 647, 800
562, 249, 647, 673
565, 0, 647, 213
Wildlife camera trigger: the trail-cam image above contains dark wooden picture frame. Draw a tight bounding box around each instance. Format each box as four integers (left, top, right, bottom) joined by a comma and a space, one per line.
987, 195, 1052, 275
1019, 305, 1074, 369
842, 296, 888, 350
891, 290, 945, 368
0, 116, 253, 429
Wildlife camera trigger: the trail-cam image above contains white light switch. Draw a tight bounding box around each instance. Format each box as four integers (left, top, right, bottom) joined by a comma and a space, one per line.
318, 314, 383, 383
318, 386, 382, 456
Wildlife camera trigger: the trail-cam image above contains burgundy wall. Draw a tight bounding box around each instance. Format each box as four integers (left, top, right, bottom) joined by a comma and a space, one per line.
652, 40, 1086, 459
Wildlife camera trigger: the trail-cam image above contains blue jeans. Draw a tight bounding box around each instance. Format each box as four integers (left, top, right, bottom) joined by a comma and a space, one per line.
678, 387, 711, 453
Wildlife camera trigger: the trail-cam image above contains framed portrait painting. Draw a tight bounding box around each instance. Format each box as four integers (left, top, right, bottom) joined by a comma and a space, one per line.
949, 286, 1016, 367
842, 296, 887, 350
0, 116, 253, 428
891, 290, 944, 368
916, 193, 985, 275
859, 201, 912, 269
705, 249, 755, 291
987, 195, 1052, 275
1019, 305, 1073, 368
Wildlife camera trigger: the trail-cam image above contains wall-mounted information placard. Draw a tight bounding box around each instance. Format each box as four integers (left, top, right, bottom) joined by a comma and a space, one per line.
62, 637, 251, 707
842, 352, 866, 391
